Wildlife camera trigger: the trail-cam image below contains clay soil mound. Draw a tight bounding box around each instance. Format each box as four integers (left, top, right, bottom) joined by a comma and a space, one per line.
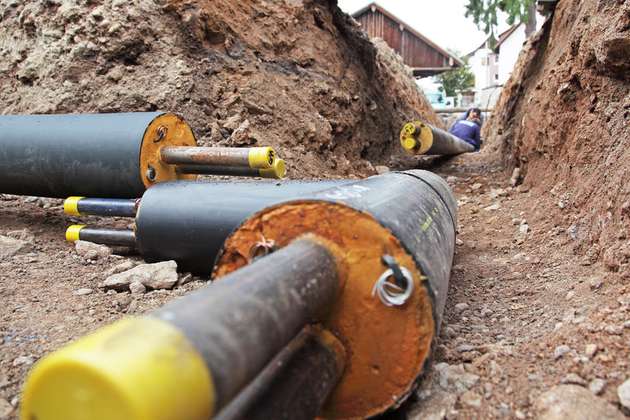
484, 0, 630, 273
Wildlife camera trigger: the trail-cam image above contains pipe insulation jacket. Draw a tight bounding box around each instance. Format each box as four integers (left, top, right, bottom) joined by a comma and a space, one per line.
0, 112, 198, 198
400, 120, 475, 155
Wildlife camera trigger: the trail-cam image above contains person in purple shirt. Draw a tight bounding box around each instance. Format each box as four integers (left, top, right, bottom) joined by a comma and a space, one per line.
449, 107, 483, 151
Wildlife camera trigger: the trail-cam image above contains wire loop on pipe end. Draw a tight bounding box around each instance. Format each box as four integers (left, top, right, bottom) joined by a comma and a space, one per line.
371, 264, 414, 307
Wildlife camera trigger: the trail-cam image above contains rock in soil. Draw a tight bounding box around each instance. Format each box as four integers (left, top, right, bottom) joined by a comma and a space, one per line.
102, 260, 178, 291
0, 235, 32, 260
0, 397, 14, 418
617, 379, 630, 410
589, 378, 606, 395
75, 240, 111, 260
73, 288, 93, 296
129, 281, 147, 294
534, 385, 624, 419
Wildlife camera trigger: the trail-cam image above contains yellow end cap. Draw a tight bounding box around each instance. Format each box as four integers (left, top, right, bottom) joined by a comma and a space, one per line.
401, 136, 417, 152
259, 158, 287, 179
401, 122, 416, 136
65, 225, 85, 243
248, 147, 275, 169
21, 317, 215, 420
64, 196, 84, 216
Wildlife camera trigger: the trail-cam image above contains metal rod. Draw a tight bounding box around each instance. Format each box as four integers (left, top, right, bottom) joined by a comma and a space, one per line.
177, 158, 286, 179
217, 327, 346, 420
434, 107, 492, 114
21, 237, 342, 420
64, 196, 138, 217
160, 146, 276, 169
400, 120, 475, 155
66, 225, 136, 247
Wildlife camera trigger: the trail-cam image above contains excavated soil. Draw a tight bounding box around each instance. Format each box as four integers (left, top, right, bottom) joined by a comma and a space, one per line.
0, 0, 440, 178
1, 0, 629, 419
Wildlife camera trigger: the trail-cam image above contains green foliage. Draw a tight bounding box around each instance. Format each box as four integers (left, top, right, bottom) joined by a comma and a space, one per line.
437, 64, 475, 99
465, 0, 536, 36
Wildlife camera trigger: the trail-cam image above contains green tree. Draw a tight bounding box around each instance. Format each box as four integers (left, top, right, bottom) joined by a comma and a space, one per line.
465, 0, 536, 39
437, 63, 475, 100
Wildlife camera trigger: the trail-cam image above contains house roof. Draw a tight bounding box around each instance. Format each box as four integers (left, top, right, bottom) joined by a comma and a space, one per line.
465, 23, 522, 57
352, 2, 464, 67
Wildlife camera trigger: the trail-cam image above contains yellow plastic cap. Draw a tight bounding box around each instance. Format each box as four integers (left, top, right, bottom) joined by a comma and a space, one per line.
400, 121, 433, 155
65, 225, 85, 242
64, 196, 84, 216
21, 317, 214, 420
259, 158, 287, 179
248, 147, 275, 169
401, 136, 417, 152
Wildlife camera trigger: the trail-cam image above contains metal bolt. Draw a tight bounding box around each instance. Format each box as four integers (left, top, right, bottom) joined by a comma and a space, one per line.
145, 166, 157, 182
154, 126, 167, 143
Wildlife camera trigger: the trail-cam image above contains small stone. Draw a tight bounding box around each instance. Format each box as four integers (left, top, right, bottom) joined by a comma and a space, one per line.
471, 183, 483, 190
590, 278, 603, 290
604, 325, 623, 335
561, 373, 587, 386
12, 355, 34, 366
460, 390, 482, 408
374, 165, 390, 174
565, 291, 575, 301
456, 238, 464, 246
519, 223, 530, 234
0, 397, 13, 418
129, 281, 146, 294
589, 378, 606, 395
510, 167, 521, 186
618, 379, 630, 410
484, 203, 501, 211
535, 385, 624, 420
585, 344, 598, 358
176, 273, 194, 287
554, 345, 571, 360
454, 302, 469, 312
490, 188, 507, 199
435, 363, 479, 393
102, 260, 178, 291
480, 308, 494, 317
73, 288, 93, 296
109, 260, 137, 275
456, 344, 475, 353
516, 184, 530, 193
447, 176, 458, 183
0, 235, 32, 260
75, 240, 111, 260
515, 410, 526, 420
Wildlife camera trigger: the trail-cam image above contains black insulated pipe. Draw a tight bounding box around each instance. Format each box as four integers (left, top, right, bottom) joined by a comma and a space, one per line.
0, 113, 162, 198
151, 237, 341, 411
400, 121, 475, 155
135, 180, 349, 273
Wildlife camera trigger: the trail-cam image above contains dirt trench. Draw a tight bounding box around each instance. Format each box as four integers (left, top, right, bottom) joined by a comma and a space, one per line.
1, 0, 630, 419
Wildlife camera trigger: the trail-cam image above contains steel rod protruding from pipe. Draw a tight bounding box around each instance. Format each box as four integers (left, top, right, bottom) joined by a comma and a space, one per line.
21, 237, 343, 420
65, 225, 136, 247
177, 158, 287, 179
160, 146, 276, 169
64, 197, 138, 217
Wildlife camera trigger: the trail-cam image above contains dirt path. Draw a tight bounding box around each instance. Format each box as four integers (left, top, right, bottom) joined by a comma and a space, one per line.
403, 156, 629, 419
0, 156, 628, 419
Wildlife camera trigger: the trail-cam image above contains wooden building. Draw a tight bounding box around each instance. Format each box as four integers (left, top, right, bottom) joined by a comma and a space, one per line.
352, 3, 463, 77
